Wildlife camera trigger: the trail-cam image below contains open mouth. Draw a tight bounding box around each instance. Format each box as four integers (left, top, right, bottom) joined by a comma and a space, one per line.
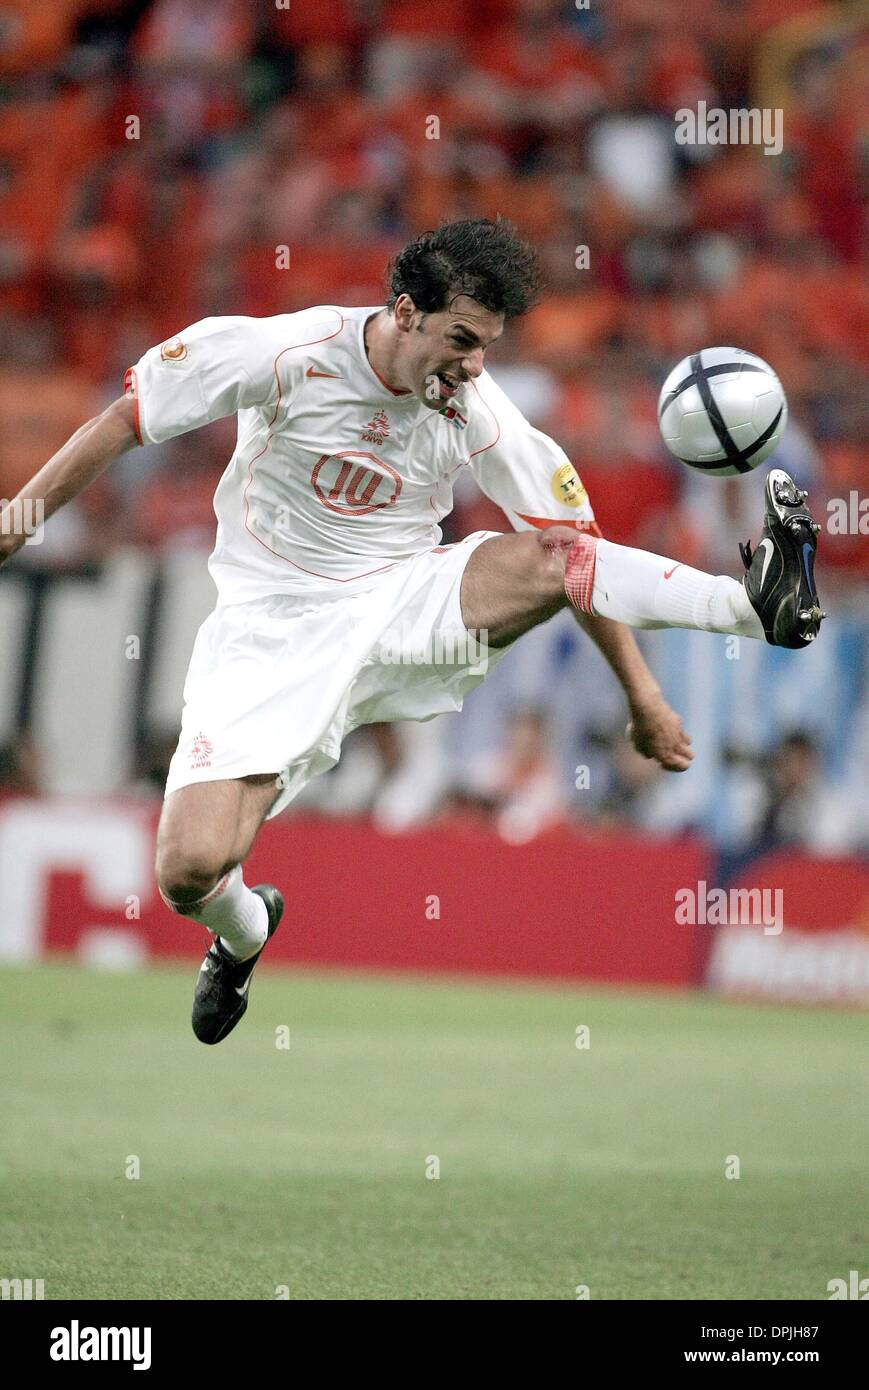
436, 371, 462, 399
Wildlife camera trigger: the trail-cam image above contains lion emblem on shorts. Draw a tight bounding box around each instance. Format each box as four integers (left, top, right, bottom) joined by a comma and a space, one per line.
190, 733, 213, 769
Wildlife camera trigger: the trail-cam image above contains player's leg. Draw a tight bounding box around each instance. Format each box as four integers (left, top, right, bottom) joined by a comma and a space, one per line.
461, 469, 823, 649
460, 526, 762, 645
156, 773, 279, 935
156, 774, 285, 1045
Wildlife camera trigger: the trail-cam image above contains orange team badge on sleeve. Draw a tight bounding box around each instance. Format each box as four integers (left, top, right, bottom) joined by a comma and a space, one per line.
160, 337, 188, 362
550, 462, 588, 508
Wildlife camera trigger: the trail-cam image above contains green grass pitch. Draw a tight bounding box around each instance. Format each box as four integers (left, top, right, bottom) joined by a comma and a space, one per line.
0, 960, 865, 1300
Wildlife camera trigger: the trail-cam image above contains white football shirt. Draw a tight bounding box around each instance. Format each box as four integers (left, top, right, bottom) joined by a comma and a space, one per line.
126, 305, 598, 602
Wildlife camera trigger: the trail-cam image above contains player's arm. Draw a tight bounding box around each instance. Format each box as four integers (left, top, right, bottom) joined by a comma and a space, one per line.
468, 374, 692, 771
573, 611, 693, 771
0, 394, 140, 569
0, 314, 304, 570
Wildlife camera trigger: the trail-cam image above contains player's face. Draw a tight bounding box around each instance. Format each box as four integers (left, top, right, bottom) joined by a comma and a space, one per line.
394, 294, 504, 409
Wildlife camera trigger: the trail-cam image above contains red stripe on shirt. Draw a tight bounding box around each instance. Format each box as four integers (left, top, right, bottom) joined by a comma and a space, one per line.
123, 367, 143, 446
515, 511, 602, 538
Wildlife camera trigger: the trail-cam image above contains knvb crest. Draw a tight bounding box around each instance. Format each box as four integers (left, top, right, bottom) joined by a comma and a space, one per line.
190, 733, 213, 769
361, 410, 390, 445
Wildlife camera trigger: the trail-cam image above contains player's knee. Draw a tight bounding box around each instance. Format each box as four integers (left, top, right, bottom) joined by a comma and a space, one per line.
530, 526, 581, 603
155, 841, 231, 909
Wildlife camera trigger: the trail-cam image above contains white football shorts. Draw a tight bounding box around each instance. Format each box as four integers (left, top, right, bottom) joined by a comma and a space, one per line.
164, 531, 509, 817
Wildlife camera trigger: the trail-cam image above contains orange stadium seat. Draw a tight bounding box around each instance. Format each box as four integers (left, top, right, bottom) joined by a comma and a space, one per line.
0, 368, 101, 497
0, 0, 862, 578
519, 292, 622, 363
132, 0, 255, 64
0, 0, 92, 73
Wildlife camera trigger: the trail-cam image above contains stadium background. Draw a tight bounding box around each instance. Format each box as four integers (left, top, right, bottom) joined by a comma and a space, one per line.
0, 0, 867, 1300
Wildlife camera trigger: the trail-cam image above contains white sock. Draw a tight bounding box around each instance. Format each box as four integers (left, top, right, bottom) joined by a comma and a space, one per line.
160, 865, 269, 961
585, 537, 764, 639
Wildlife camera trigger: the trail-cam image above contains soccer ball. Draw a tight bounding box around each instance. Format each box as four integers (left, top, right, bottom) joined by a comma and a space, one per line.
657, 347, 788, 476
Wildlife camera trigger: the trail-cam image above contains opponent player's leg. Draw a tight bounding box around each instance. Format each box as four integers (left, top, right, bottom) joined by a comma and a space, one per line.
461, 468, 823, 649
156, 774, 284, 1044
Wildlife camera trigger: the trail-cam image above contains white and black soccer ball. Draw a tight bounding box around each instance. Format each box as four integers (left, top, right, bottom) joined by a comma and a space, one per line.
658, 347, 788, 476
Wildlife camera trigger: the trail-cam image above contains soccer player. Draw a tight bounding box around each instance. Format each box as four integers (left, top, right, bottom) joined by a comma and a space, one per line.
0, 219, 824, 1044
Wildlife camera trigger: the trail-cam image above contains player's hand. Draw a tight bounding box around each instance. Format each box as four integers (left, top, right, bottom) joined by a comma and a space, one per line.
626, 696, 693, 772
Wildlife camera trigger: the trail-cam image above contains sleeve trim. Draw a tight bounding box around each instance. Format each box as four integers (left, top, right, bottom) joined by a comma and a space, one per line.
514, 511, 602, 537
123, 367, 144, 446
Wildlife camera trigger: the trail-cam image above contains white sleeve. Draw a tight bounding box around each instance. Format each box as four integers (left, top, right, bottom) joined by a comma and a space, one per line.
467, 371, 599, 534
125, 314, 309, 445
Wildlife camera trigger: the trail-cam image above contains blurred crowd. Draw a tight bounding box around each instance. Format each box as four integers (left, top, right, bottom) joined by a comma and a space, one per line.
288, 714, 868, 861
0, 0, 866, 853
1, 0, 867, 571
5, 705, 864, 859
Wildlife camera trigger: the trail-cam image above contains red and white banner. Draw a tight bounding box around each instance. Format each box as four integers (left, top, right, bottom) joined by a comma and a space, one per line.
0, 797, 704, 986
707, 854, 869, 1005
2, 797, 865, 999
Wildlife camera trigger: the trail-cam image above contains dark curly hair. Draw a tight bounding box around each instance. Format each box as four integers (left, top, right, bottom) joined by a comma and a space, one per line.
386, 217, 543, 320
